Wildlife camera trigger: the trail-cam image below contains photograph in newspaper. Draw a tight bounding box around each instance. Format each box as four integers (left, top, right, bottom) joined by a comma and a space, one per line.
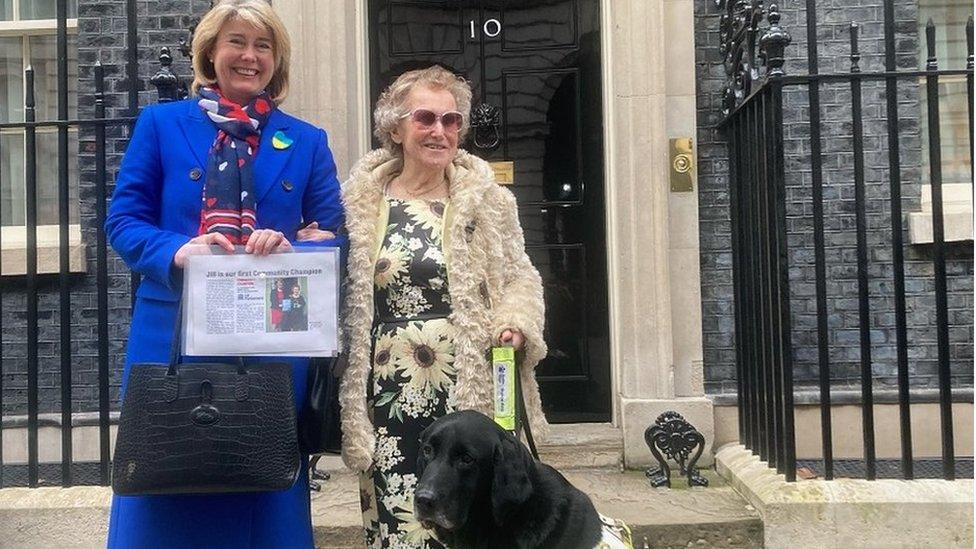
182, 247, 339, 356
267, 276, 309, 332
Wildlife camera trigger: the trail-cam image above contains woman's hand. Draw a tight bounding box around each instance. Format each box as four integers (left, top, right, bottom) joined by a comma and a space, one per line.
498, 328, 525, 351
173, 232, 234, 268
296, 221, 336, 242
245, 229, 292, 255
173, 230, 291, 269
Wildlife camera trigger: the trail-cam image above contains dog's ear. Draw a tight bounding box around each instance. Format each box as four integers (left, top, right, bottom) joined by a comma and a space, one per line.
491, 433, 534, 525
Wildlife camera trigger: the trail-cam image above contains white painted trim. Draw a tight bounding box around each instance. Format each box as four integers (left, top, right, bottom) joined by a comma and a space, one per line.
0, 19, 78, 35
907, 182, 974, 243
599, 0, 621, 427
0, 224, 86, 276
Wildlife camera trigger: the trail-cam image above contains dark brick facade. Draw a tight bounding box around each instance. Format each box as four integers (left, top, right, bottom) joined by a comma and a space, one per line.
1, 0, 972, 416
1, 0, 209, 416
695, 0, 974, 396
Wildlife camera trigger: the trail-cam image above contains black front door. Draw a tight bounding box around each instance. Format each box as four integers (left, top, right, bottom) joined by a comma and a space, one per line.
369, 0, 609, 423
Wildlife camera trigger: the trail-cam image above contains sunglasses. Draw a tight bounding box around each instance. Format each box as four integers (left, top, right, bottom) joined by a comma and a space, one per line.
399, 108, 464, 132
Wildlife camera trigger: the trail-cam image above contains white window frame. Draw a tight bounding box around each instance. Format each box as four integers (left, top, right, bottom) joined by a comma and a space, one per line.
909, 0, 973, 244
0, 9, 83, 276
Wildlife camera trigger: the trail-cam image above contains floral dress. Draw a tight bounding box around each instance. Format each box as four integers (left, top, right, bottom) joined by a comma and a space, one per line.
359, 197, 456, 549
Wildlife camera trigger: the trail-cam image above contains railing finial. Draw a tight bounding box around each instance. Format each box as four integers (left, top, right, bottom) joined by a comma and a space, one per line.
925, 18, 938, 71
760, 3, 791, 78
721, 0, 795, 116
150, 46, 186, 103
849, 23, 861, 74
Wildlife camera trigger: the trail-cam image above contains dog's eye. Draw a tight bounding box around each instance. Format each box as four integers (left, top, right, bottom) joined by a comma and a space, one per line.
421, 444, 434, 459
458, 453, 474, 465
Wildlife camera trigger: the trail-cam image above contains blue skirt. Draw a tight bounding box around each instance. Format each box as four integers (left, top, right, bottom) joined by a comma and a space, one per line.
107, 297, 314, 549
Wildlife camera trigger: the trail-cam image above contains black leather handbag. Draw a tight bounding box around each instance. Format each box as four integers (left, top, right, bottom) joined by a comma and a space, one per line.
112, 313, 301, 496
298, 355, 344, 455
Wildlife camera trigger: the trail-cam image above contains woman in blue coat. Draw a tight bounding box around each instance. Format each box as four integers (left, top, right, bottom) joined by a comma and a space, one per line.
104, 1, 342, 547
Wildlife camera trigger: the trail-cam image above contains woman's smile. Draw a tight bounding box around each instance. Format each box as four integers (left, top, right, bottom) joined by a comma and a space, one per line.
210, 17, 275, 105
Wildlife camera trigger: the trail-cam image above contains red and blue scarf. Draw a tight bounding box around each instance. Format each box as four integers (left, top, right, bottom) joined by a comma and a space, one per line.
197, 86, 276, 244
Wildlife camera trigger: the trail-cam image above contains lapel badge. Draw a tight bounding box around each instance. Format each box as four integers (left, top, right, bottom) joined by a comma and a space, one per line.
272, 130, 294, 150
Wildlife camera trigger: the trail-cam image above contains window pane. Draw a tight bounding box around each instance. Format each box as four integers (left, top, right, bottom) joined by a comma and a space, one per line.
0, 130, 79, 227
0, 0, 12, 21
918, 0, 969, 69
29, 34, 78, 121
1, 132, 25, 226
35, 130, 79, 225
918, 0, 972, 187
18, 0, 78, 20
920, 79, 973, 186
0, 37, 22, 123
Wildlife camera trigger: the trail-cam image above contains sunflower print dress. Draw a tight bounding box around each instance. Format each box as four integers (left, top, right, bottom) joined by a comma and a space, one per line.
359, 197, 456, 549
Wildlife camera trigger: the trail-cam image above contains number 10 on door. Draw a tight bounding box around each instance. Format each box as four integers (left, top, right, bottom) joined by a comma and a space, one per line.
471, 19, 502, 38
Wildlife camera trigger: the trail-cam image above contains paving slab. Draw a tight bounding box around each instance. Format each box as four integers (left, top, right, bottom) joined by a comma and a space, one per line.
0, 458, 761, 548
311, 456, 762, 548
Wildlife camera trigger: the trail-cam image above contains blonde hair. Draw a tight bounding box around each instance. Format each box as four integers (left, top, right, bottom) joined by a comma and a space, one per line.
190, 0, 291, 103
373, 65, 473, 154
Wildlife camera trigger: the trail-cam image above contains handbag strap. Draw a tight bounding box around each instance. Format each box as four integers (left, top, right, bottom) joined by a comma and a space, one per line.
167, 300, 246, 376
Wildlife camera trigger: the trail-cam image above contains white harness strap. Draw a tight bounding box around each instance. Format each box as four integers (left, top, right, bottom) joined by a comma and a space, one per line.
595, 514, 634, 549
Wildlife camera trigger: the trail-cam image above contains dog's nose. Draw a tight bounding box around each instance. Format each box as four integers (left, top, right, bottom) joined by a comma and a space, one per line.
414, 488, 436, 516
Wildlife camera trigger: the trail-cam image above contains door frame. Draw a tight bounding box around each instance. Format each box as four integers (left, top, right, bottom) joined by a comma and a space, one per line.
281, 0, 708, 463
345, 0, 623, 426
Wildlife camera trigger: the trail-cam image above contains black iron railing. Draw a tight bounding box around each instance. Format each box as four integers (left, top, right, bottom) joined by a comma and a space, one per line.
719, 0, 974, 482
0, 0, 192, 488
12, 1, 137, 488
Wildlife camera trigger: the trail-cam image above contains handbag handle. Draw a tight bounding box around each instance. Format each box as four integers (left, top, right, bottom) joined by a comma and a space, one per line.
166, 300, 247, 377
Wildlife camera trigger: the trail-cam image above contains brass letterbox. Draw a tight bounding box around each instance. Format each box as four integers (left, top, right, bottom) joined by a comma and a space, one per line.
490, 161, 515, 185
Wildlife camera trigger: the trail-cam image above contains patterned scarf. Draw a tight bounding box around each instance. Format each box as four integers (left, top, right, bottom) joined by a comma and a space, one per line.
197, 86, 276, 244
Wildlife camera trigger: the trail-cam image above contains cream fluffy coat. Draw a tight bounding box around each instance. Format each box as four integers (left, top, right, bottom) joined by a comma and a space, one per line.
338, 148, 549, 472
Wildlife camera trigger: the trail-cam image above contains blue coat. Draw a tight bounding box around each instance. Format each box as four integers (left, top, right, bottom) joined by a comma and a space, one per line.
105, 99, 343, 549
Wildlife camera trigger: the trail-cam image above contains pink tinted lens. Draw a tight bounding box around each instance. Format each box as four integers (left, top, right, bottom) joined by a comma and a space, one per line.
411, 109, 438, 126
440, 112, 463, 131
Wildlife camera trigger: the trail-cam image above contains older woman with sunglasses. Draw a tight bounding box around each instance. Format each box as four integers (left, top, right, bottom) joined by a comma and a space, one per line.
306, 65, 547, 547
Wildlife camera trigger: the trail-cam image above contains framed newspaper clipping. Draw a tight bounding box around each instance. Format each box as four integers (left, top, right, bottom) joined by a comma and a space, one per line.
181, 247, 340, 357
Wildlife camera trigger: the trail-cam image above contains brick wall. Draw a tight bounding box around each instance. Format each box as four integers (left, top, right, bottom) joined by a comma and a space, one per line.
695, 0, 974, 396
2, 0, 971, 416
1, 0, 209, 416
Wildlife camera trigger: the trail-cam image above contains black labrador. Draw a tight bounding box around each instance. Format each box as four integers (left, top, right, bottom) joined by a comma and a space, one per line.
414, 410, 603, 549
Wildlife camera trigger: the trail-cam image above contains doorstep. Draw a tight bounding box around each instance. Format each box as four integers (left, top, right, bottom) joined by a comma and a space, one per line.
0, 457, 762, 549
311, 455, 762, 549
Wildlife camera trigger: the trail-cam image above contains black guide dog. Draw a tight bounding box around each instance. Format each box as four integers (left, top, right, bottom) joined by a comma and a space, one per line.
415, 410, 603, 549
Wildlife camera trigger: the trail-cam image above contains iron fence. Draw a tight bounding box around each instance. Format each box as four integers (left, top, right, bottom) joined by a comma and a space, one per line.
719, 0, 974, 481
0, 0, 972, 490
0, 0, 187, 488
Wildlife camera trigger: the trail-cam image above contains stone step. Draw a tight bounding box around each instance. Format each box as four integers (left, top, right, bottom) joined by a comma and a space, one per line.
311, 456, 762, 549
536, 422, 625, 470
0, 422, 755, 549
